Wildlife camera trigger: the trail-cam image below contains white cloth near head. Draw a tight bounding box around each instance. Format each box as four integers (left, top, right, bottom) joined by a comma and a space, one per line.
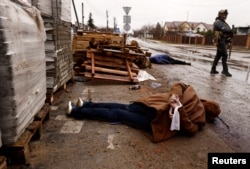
170, 103, 182, 131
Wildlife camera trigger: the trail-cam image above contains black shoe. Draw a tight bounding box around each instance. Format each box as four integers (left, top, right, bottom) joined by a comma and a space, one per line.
210, 70, 219, 74
221, 71, 232, 77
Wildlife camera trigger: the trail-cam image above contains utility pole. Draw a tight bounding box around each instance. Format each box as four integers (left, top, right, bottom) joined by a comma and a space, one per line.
114, 17, 117, 30
82, 2, 84, 30
161, 21, 164, 39
187, 11, 191, 44
72, 0, 80, 28
106, 10, 109, 31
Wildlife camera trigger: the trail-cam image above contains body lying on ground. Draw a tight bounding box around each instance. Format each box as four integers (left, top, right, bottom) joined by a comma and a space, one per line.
149, 53, 191, 65
66, 82, 220, 143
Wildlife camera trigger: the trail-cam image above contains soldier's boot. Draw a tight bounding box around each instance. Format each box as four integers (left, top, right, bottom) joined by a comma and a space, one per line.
221, 70, 232, 77
211, 56, 220, 74
210, 66, 219, 74
221, 62, 232, 77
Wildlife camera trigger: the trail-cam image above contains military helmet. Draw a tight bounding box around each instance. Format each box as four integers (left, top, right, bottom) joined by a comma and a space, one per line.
218, 9, 228, 15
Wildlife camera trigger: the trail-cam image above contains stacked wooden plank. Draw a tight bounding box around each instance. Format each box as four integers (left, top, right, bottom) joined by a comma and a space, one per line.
72, 31, 153, 82
72, 32, 126, 76
0, 0, 47, 144
33, 0, 73, 93
72, 32, 125, 53
84, 48, 143, 83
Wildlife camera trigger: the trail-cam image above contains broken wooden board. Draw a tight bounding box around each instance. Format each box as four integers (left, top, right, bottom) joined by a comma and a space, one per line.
84, 48, 140, 83
84, 72, 139, 83
0, 156, 7, 169
85, 65, 137, 77
84, 60, 139, 74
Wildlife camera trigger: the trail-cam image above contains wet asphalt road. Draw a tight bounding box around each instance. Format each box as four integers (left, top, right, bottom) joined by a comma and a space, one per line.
133, 38, 250, 83
133, 37, 250, 152
7, 37, 250, 169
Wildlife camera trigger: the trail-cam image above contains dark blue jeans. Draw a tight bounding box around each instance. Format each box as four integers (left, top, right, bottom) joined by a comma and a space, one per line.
70, 102, 156, 132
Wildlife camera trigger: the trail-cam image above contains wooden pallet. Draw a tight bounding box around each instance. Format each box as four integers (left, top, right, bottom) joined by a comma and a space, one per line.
0, 104, 50, 165
84, 49, 140, 83
0, 156, 7, 169
46, 76, 74, 105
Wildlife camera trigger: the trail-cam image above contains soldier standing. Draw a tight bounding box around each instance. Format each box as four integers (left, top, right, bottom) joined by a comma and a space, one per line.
210, 9, 233, 77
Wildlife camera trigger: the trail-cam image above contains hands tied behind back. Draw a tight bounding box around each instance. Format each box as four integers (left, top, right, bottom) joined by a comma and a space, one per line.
169, 94, 181, 108
169, 94, 182, 119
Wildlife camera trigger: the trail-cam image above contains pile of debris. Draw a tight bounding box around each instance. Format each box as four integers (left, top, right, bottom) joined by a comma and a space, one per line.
72, 31, 151, 83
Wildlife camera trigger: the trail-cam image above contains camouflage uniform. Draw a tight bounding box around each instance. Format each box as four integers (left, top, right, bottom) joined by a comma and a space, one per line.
211, 9, 233, 77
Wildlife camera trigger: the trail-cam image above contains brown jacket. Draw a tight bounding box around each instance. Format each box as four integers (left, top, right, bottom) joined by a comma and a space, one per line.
135, 83, 219, 143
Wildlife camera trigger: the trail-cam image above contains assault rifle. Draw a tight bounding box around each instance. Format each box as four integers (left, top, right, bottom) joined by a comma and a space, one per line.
228, 25, 234, 59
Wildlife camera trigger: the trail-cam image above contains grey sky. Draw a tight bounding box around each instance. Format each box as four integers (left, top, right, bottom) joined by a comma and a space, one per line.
71, 0, 250, 31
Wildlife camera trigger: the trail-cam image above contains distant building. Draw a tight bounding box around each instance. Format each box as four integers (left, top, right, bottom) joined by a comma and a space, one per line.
163, 21, 213, 34
237, 26, 250, 35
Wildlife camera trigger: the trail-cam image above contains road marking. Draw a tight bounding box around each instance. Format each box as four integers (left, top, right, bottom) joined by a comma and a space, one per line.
60, 121, 84, 133
50, 106, 58, 111
107, 134, 115, 150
